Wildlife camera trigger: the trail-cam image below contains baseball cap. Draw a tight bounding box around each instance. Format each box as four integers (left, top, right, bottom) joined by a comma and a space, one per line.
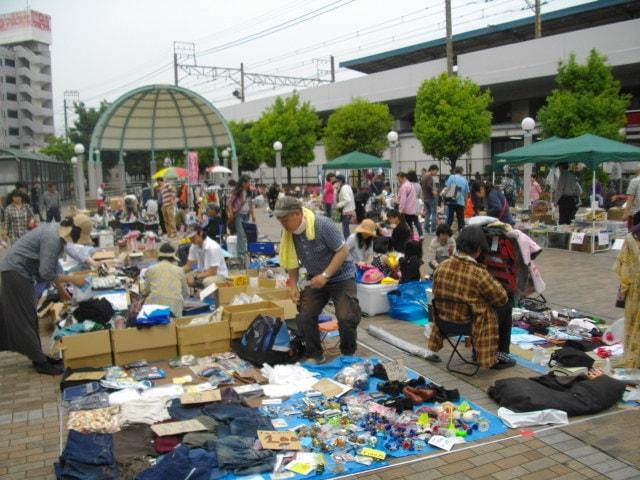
59, 214, 93, 245
273, 196, 303, 218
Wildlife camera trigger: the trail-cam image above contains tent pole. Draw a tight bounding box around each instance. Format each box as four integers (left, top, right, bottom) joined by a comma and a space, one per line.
592, 167, 596, 254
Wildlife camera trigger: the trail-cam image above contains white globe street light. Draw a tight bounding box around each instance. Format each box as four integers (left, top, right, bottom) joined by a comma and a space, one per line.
387, 131, 399, 192
521, 117, 536, 132
70, 156, 77, 165
74, 143, 85, 155
521, 117, 535, 208
273, 141, 283, 186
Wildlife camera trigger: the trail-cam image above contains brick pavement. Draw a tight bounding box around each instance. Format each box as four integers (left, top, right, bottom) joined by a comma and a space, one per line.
0, 206, 637, 479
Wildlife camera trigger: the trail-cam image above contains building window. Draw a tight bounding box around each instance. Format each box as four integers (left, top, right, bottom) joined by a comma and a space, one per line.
7, 110, 18, 119
6, 93, 17, 101
8, 127, 19, 136
5, 76, 16, 84
4, 58, 15, 67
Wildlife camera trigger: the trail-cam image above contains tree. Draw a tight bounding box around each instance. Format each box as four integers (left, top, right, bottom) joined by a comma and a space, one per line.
68, 101, 109, 150
538, 49, 630, 140
40, 135, 74, 163
249, 93, 321, 185
228, 120, 260, 171
413, 73, 492, 170
323, 98, 394, 160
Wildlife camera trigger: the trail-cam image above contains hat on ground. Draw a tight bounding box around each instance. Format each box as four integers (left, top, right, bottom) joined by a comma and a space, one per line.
355, 219, 378, 237
59, 214, 93, 245
273, 196, 303, 218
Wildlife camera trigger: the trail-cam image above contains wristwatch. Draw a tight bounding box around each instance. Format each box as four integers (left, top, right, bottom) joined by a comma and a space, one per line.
321, 272, 330, 280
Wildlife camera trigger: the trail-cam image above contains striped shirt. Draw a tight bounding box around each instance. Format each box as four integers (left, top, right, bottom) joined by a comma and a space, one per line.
160, 184, 176, 206
4, 203, 33, 243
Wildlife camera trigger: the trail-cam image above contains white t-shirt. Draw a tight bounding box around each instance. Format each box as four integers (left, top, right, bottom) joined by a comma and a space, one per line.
188, 237, 228, 278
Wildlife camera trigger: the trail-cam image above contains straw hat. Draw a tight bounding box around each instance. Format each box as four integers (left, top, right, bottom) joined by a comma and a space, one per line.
354, 219, 378, 237
59, 214, 93, 245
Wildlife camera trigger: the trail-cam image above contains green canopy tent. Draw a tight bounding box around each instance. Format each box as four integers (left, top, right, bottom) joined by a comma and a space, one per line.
321, 151, 391, 170
494, 133, 640, 207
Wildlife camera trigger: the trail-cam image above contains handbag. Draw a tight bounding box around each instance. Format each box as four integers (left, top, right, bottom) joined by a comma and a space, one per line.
615, 285, 626, 309
442, 183, 459, 203
548, 346, 594, 369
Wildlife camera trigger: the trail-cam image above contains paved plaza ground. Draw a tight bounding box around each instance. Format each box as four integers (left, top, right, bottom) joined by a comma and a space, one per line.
0, 207, 637, 479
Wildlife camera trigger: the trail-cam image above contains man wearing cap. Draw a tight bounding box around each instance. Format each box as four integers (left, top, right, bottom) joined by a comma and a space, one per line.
183, 226, 229, 287
204, 202, 225, 245
143, 243, 188, 317
274, 196, 361, 364
0, 215, 93, 375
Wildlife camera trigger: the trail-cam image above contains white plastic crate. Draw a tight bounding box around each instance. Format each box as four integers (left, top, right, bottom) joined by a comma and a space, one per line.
356, 283, 399, 316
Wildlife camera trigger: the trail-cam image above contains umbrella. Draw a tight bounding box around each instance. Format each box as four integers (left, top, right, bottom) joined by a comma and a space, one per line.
206, 165, 232, 174
152, 167, 188, 180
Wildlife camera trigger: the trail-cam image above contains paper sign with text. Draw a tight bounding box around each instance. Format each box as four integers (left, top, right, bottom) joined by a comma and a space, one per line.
257, 430, 301, 450
180, 390, 221, 405
151, 419, 207, 436
570, 232, 585, 245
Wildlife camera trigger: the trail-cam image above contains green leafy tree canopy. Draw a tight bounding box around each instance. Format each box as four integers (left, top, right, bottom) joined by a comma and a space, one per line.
538, 49, 630, 140
323, 98, 393, 160
228, 120, 260, 171
39, 135, 74, 164
249, 93, 321, 184
413, 72, 492, 170
69, 101, 109, 150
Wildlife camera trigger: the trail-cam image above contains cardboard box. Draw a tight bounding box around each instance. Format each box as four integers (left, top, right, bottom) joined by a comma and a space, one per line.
259, 290, 298, 318
222, 301, 284, 338
110, 196, 124, 211
175, 316, 231, 357
217, 284, 247, 305
111, 324, 177, 365
59, 330, 113, 369
258, 278, 277, 289
607, 207, 625, 221
38, 303, 65, 337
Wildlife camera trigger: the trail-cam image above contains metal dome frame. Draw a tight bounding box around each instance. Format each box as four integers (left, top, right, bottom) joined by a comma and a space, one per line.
88, 84, 237, 194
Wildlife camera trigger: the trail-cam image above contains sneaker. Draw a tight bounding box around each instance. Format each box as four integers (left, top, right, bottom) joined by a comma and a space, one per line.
34, 360, 63, 375
306, 354, 326, 365
491, 354, 516, 370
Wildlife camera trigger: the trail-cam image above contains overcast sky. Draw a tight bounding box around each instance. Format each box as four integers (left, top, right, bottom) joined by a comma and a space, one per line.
2, 0, 588, 135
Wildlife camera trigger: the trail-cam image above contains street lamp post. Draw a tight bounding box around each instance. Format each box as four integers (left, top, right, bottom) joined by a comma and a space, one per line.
387, 131, 399, 193
94, 150, 102, 191
273, 141, 283, 187
221, 148, 230, 185
74, 144, 86, 210
70, 156, 79, 209
521, 117, 535, 208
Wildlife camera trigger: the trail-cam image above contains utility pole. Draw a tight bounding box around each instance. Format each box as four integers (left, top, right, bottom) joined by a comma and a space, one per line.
174, 52, 179, 86
63, 90, 79, 143
445, 0, 454, 75
240, 62, 245, 102
535, 0, 542, 38
330, 55, 335, 82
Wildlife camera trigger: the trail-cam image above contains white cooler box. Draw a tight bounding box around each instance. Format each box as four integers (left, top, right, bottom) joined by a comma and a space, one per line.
356, 283, 399, 316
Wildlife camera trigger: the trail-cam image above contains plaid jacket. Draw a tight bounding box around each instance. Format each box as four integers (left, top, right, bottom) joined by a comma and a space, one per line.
428, 254, 508, 367
4, 203, 34, 244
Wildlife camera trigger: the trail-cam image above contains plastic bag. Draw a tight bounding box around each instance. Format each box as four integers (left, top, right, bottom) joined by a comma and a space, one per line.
334, 362, 372, 390
387, 280, 430, 321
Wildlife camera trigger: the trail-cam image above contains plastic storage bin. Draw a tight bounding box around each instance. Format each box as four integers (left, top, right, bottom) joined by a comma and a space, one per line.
226, 235, 238, 257
356, 283, 400, 316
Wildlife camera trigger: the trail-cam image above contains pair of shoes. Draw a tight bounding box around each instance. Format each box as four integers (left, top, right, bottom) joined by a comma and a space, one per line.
403, 386, 436, 404
33, 360, 63, 375
46, 356, 63, 365
379, 397, 414, 414
340, 350, 356, 356
306, 353, 326, 365
491, 356, 516, 370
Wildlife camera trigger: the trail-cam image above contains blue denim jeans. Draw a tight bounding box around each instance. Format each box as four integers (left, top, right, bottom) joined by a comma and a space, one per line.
216, 435, 276, 475
167, 398, 205, 420
234, 213, 249, 256
229, 415, 273, 438
137, 445, 222, 480
424, 197, 438, 233
201, 403, 259, 422
56, 430, 118, 480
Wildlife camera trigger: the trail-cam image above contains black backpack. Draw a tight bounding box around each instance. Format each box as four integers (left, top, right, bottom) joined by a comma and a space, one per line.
232, 315, 304, 366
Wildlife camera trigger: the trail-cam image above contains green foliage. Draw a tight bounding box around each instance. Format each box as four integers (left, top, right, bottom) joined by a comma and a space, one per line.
39, 135, 74, 163
413, 73, 492, 169
68, 101, 109, 150
249, 93, 321, 184
228, 121, 260, 171
538, 50, 630, 140
323, 98, 393, 159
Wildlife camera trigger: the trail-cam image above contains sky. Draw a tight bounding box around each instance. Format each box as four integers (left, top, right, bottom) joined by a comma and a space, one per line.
1, 0, 590, 136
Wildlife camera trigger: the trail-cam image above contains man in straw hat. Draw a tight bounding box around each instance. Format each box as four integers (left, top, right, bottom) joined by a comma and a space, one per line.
0, 214, 93, 375
273, 196, 361, 364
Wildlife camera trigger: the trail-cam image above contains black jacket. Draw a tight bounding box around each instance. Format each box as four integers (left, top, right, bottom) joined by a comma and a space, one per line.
488, 373, 626, 416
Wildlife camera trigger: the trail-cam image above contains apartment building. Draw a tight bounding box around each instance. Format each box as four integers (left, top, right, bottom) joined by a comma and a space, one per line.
0, 9, 54, 150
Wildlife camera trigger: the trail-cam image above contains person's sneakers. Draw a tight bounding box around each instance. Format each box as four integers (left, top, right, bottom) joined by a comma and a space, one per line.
491, 353, 516, 370
46, 356, 63, 365
33, 360, 63, 375
305, 353, 326, 365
